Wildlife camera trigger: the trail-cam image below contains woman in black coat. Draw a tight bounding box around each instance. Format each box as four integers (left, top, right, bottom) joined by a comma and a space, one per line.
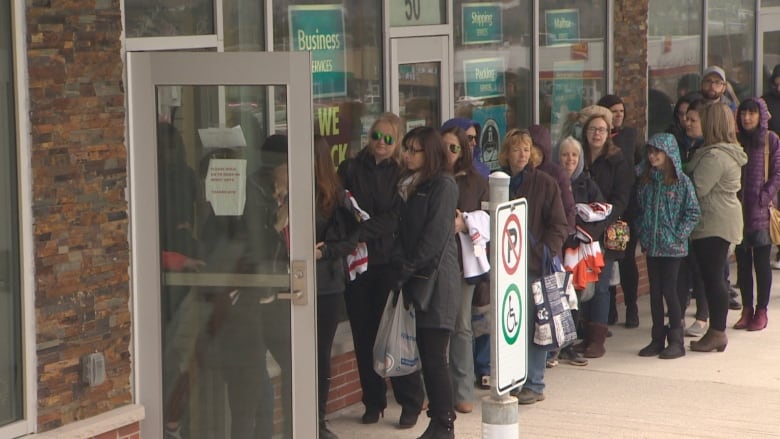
337, 113, 425, 428
393, 126, 460, 439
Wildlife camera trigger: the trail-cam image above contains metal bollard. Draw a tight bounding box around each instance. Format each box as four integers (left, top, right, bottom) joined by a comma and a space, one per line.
481, 171, 519, 438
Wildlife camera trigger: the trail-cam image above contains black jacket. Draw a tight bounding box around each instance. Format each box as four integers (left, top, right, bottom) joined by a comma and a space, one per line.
586, 145, 635, 259
394, 174, 460, 329
338, 148, 403, 267
571, 172, 608, 241
315, 198, 359, 296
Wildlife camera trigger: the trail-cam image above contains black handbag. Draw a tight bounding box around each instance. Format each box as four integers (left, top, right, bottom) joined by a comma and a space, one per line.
403, 246, 446, 312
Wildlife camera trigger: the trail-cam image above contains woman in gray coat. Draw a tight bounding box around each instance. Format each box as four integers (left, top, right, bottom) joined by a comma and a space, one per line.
393, 126, 460, 439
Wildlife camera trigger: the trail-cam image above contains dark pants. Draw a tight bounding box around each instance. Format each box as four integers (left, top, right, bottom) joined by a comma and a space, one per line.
225, 364, 274, 439
677, 252, 709, 321
418, 328, 454, 419
317, 294, 342, 421
618, 221, 640, 306
344, 265, 424, 412
647, 256, 683, 329
691, 237, 730, 331
735, 244, 773, 310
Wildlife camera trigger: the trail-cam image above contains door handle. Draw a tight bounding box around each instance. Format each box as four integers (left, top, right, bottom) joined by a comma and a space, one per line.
276, 260, 308, 305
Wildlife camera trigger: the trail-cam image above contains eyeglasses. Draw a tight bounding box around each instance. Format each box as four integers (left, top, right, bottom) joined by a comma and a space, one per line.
402, 144, 424, 154
449, 143, 462, 154
370, 130, 395, 145
467, 134, 477, 142
702, 78, 725, 87
587, 127, 608, 134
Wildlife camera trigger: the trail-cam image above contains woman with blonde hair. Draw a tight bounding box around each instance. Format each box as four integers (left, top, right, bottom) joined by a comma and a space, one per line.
687, 103, 748, 352
499, 129, 568, 404
338, 113, 425, 427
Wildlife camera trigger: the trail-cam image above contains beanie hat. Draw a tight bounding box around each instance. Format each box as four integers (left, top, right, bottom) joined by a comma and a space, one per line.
441, 117, 481, 136
597, 94, 623, 109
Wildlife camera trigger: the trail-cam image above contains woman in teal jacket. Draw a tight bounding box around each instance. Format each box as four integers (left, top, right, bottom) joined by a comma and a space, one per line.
635, 133, 700, 359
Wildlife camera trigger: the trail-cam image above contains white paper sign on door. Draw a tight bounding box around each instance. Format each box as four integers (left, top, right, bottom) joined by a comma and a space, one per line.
205, 159, 247, 216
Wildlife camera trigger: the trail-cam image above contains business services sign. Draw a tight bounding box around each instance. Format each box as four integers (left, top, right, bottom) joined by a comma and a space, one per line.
289, 5, 347, 98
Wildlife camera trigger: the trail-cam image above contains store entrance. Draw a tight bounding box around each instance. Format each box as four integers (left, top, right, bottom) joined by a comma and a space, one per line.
760, 6, 780, 94
127, 51, 317, 439
390, 36, 452, 130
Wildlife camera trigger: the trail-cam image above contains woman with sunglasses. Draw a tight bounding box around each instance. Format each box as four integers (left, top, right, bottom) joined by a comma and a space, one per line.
499, 129, 568, 404
337, 113, 425, 428
393, 126, 460, 438
439, 125, 489, 415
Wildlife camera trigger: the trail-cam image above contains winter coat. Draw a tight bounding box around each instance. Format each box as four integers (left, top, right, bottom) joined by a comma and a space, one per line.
762, 65, 780, 135
571, 172, 608, 240
455, 170, 489, 213
612, 126, 640, 223
338, 148, 403, 267
315, 196, 360, 296
395, 174, 460, 330
736, 97, 780, 233
688, 142, 748, 243
585, 143, 635, 259
530, 124, 576, 233
504, 165, 569, 278
636, 133, 700, 257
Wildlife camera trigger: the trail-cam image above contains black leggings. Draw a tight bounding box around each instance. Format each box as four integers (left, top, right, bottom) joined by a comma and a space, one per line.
677, 252, 709, 321
735, 244, 773, 310
691, 237, 730, 331
317, 294, 342, 420
647, 256, 683, 329
417, 327, 454, 418
618, 220, 640, 305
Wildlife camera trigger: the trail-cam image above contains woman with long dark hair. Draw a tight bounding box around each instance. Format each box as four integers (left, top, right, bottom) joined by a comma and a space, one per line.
439, 124, 488, 414
393, 126, 460, 438
733, 97, 780, 331
313, 135, 359, 439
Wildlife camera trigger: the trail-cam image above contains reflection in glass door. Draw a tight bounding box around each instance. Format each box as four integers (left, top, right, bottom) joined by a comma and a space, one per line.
390, 36, 451, 131
129, 52, 316, 439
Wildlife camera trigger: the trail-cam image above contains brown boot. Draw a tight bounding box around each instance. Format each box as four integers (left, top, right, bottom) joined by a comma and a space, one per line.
733, 306, 754, 330
747, 308, 768, 331
583, 322, 608, 358
689, 328, 727, 352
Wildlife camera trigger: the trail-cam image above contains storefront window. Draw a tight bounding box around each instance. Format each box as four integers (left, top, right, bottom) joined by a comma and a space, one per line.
0, 0, 23, 428
125, 0, 215, 38
274, 0, 383, 165
452, 0, 532, 171
648, 0, 702, 135
708, 0, 755, 103
539, 0, 607, 143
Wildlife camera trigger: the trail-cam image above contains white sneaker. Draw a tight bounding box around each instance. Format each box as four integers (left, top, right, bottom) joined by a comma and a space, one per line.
772, 260, 780, 270
684, 320, 707, 337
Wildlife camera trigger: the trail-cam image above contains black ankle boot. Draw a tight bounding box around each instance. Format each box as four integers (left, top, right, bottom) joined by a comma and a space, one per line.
319, 420, 339, 439
638, 325, 666, 357
659, 327, 685, 359
418, 411, 455, 439
625, 303, 639, 328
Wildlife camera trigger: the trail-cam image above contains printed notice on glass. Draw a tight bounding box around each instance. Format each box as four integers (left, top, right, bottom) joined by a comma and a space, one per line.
198, 125, 247, 149
544, 8, 580, 46
462, 3, 502, 45
205, 159, 247, 216
289, 5, 347, 98
464, 57, 505, 100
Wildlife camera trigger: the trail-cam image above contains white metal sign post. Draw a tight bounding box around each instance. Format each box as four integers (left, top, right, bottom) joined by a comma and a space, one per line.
493, 198, 528, 395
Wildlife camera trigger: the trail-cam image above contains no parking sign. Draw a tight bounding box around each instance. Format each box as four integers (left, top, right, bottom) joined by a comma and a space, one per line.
493, 198, 527, 395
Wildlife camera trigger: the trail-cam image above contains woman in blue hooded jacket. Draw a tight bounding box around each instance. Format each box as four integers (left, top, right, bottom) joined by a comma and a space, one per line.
635, 133, 700, 359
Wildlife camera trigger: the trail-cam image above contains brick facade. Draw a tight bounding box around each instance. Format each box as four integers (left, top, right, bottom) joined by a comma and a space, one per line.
612, 0, 649, 142
26, 0, 131, 431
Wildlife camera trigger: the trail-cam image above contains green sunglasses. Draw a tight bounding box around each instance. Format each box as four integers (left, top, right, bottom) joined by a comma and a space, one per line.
370, 130, 395, 145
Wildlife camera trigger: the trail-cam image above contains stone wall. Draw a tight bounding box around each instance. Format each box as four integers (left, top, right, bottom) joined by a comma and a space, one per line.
613, 0, 649, 142
26, 0, 130, 431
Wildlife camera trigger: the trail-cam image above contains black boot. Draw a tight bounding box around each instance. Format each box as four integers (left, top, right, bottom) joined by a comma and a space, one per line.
625, 302, 639, 328
638, 325, 666, 357
608, 287, 618, 325
418, 410, 455, 439
659, 327, 685, 359
319, 420, 339, 439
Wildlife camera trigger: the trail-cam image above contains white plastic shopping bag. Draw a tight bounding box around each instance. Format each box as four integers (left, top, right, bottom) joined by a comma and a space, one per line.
373, 291, 421, 377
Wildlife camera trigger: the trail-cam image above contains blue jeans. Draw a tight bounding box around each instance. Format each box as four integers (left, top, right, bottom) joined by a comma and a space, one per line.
473, 334, 490, 379
584, 257, 615, 324
523, 279, 546, 394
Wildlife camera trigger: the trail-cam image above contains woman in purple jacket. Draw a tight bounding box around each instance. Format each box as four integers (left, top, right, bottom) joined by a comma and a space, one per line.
733, 97, 780, 331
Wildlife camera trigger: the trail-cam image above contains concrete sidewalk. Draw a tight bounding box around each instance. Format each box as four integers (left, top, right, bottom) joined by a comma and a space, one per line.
326, 266, 780, 438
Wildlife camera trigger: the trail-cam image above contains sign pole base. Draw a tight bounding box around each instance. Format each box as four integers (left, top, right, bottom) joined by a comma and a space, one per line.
481, 394, 518, 438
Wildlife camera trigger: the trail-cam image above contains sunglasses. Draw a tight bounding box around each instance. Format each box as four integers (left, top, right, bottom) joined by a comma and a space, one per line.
370, 130, 394, 145
467, 134, 477, 142
449, 143, 462, 154
402, 144, 424, 154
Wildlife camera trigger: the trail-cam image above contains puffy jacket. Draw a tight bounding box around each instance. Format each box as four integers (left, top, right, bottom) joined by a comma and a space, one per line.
338, 148, 402, 267
394, 174, 460, 330
736, 97, 780, 233
688, 142, 748, 243
636, 133, 700, 257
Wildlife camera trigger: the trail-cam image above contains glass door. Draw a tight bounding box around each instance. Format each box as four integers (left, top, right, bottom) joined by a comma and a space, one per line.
128, 52, 316, 439
390, 36, 451, 131
760, 6, 780, 96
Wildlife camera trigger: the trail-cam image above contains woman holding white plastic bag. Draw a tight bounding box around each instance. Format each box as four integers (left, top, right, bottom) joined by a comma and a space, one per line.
392, 126, 460, 439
